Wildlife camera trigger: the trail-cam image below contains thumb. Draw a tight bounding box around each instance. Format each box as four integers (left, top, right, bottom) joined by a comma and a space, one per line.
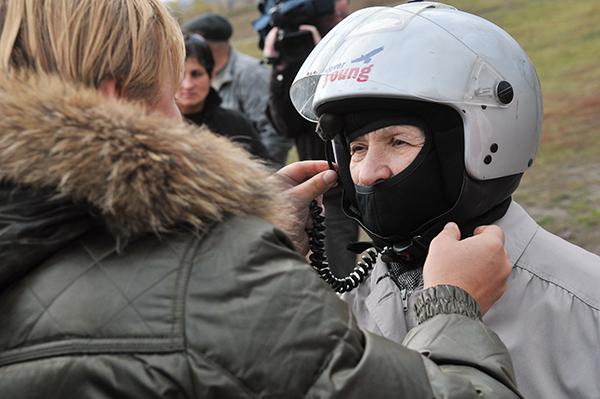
473, 224, 506, 244
295, 169, 338, 203
438, 222, 461, 241
263, 27, 281, 58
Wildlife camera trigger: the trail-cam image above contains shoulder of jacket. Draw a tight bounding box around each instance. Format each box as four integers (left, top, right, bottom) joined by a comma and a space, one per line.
501, 203, 600, 309
0, 73, 279, 245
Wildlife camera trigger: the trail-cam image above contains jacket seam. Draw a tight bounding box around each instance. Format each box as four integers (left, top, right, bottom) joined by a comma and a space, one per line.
513, 263, 600, 311
0, 337, 184, 367
186, 343, 258, 398
304, 304, 357, 396
176, 223, 217, 347
80, 238, 161, 334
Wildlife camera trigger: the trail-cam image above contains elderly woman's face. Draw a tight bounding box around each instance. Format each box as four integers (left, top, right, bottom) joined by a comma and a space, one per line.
349, 125, 425, 187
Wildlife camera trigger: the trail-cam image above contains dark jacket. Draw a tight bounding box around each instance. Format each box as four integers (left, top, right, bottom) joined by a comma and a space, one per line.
267, 62, 325, 160
184, 87, 275, 166
267, 62, 342, 200
0, 73, 522, 398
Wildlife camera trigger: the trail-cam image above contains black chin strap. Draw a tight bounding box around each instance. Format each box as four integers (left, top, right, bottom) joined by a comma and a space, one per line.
347, 197, 513, 265
324, 140, 337, 174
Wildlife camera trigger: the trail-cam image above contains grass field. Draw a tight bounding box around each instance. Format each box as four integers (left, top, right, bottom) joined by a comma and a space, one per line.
184, 0, 600, 254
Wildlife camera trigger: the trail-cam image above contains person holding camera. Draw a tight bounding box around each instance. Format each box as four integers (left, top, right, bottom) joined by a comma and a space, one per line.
262, 0, 357, 278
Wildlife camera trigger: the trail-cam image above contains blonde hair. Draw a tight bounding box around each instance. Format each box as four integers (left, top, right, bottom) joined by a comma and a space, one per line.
0, 0, 185, 104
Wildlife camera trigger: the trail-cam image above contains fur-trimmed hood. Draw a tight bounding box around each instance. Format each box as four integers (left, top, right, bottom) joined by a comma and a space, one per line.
0, 73, 278, 245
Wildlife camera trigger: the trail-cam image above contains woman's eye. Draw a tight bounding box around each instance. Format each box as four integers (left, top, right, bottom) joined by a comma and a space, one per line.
191, 71, 203, 78
350, 144, 366, 156
392, 138, 407, 147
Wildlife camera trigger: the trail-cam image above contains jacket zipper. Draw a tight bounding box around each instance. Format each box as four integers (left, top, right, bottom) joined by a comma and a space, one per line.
400, 288, 408, 312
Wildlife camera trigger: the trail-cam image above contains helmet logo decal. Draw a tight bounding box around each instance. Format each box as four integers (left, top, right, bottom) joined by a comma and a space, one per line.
322, 64, 374, 87
321, 46, 384, 88
351, 46, 384, 64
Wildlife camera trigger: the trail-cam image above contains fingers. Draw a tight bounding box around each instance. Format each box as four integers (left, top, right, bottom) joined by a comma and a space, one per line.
436, 222, 461, 241
274, 161, 338, 201
294, 169, 337, 203
263, 27, 280, 58
298, 24, 322, 44
269, 161, 338, 255
473, 224, 506, 244
276, 160, 332, 185
424, 223, 512, 316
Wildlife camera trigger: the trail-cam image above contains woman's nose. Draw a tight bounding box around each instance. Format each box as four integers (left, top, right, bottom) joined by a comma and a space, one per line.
180, 76, 193, 89
355, 151, 394, 187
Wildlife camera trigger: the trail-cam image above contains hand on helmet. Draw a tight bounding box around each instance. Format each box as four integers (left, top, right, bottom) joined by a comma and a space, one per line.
269, 161, 338, 255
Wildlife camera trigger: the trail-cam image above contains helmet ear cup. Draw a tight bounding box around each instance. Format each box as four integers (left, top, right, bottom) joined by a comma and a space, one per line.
316, 114, 344, 141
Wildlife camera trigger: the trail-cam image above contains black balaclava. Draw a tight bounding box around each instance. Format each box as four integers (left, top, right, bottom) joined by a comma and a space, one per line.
344, 112, 451, 239
317, 98, 518, 261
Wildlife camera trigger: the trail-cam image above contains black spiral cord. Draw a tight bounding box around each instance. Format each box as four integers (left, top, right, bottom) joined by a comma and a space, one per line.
307, 200, 378, 293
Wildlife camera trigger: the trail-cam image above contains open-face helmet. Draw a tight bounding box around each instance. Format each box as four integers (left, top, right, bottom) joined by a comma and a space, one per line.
290, 1, 543, 257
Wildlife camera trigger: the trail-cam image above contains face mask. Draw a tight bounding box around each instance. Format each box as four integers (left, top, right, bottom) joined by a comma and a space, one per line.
336, 112, 450, 241
354, 145, 451, 240
323, 99, 516, 253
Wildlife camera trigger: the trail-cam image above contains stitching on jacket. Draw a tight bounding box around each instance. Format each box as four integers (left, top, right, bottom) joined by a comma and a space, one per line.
186, 342, 258, 398
512, 263, 600, 311
175, 223, 216, 344
80, 240, 163, 334
0, 337, 184, 367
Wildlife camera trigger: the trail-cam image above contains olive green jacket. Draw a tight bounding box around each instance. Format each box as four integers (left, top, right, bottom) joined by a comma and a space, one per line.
0, 74, 521, 398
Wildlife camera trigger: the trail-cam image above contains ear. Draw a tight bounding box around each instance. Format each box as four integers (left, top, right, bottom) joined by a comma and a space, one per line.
98, 77, 122, 99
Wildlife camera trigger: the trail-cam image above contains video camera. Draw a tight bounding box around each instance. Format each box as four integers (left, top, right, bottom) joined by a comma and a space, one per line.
253, 0, 336, 64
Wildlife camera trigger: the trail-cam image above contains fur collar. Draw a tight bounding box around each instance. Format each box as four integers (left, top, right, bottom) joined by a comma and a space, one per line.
0, 73, 278, 244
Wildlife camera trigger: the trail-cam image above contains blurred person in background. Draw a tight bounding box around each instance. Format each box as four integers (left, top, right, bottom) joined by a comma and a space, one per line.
176, 33, 274, 165
181, 12, 293, 169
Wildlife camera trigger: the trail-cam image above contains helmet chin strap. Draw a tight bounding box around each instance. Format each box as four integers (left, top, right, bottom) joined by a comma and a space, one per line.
324, 140, 337, 173
341, 196, 429, 263
343, 191, 513, 265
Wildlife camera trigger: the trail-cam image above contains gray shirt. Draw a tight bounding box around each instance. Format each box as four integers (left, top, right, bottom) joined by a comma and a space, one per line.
341, 201, 600, 398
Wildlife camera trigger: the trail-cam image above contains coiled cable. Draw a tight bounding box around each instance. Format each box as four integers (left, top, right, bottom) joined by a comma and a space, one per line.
307, 200, 378, 293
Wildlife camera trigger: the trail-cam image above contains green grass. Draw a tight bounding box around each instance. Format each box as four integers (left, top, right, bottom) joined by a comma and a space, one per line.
181, 0, 600, 254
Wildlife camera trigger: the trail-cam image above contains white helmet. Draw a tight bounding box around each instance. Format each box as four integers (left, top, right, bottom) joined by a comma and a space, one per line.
290, 2, 544, 256
291, 1, 543, 180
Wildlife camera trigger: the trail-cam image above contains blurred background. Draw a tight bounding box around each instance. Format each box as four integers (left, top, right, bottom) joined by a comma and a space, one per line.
166, 0, 600, 255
